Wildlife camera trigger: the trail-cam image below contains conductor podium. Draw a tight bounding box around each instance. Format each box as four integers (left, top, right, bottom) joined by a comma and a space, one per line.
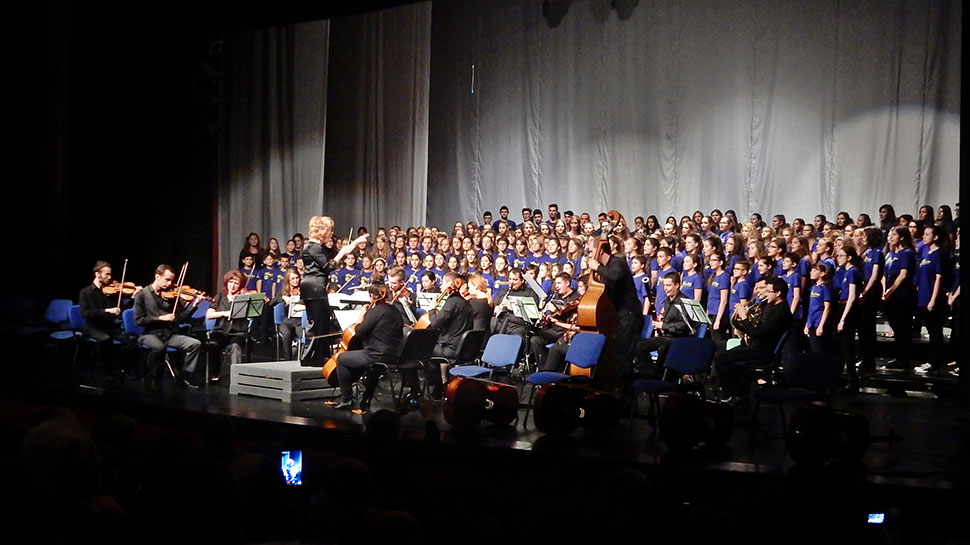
229, 360, 336, 402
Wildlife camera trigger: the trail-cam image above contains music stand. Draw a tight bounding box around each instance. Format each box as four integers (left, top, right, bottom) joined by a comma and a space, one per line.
230, 292, 265, 320
508, 295, 542, 323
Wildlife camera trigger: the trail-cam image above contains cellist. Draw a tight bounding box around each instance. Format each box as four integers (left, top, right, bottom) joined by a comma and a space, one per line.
330, 283, 403, 413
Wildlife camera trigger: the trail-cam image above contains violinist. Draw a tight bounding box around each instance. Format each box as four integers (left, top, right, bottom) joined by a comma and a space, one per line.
530, 272, 581, 371
385, 266, 418, 325
329, 284, 404, 412
78, 261, 140, 382
464, 273, 494, 339
133, 264, 204, 389
271, 268, 305, 360
204, 269, 250, 381
299, 215, 368, 367
420, 271, 441, 294
423, 272, 474, 401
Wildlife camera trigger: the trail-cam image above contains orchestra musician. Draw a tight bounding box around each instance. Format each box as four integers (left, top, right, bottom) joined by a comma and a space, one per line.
299, 215, 368, 367
492, 268, 539, 339
204, 269, 250, 381
584, 235, 644, 388
530, 272, 581, 371
714, 276, 793, 402
422, 271, 474, 401
271, 268, 305, 361
133, 264, 205, 389
78, 260, 141, 382
633, 272, 698, 378
464, 273, 494, 346
331, 283, 404, 412
385, 266, 418, 325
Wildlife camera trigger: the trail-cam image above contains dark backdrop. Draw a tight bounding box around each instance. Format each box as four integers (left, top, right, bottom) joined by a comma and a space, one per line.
4, 1, 416, 303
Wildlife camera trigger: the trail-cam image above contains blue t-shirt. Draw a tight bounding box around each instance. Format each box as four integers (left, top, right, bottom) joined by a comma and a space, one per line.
728, 278, 752, 318
654, 266, 676, 314
681, 271, 704, 300
240, 267, 257, 291
492, 273, 509, 293
255, 266, 282, 297
885, 249, 915, 292
832, 266, 845, 301
916, 250, 945, 307
480, 272, 495, 290
952, 249, 961, 292
511, 255, 529, 271
671, 251, 686, 272
863, 248, 885, 285
806, 283, 834, 329
403, 266, 425, 294
632, 272, 649, 306
330, 267, 360, 294
783, 270, 803, 320
707, 271, 731, 316
840, 266, 862, 302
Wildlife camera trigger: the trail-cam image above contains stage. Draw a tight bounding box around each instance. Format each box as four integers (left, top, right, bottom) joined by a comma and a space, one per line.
2, 341, 968, 544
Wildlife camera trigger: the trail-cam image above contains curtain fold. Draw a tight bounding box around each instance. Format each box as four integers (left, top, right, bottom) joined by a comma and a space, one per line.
427, 0, 959, 227
219, 21, 329, 274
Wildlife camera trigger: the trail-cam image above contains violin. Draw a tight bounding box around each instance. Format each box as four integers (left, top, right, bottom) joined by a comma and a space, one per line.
413, 277, 463, 329
538, 299, 580, 328
102, 281, 140, 296
161, 285, 212, 302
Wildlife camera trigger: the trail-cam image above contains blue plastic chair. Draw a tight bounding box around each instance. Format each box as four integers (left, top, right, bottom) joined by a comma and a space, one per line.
122, 308, 179, 382
46, 304, 83, 367
448, 333, 522, 379
629, 336, 715, 432
522, 332, 607, 428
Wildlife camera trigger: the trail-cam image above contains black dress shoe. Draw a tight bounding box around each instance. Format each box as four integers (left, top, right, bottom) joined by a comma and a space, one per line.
178, 374, 201, 389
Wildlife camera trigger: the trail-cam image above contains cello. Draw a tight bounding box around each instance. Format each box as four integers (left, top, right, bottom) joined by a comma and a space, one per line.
321, 288, 381, 387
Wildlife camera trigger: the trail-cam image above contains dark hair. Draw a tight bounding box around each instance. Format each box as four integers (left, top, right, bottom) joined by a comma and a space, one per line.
767, 276, 788, 298
155, 264, 174, 276
93, 260, 111, 273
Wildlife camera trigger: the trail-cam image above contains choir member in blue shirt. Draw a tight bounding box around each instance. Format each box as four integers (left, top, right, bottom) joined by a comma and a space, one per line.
882, 226, 917, 369
913, 225, 949, 374
804, 263, 835, 355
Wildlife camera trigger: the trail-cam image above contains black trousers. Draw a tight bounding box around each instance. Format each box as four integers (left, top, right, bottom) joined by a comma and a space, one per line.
613, 310, 643, 380
714, 346, 773, 398
335, 349, 376, 401
301, 298, 332, 367
83, 325, 127, 377
918, 299, 947, 369
836, 301, 860, 377
857, 291, 880, 368
885, 289, 915, 366
634, 336, 675, 378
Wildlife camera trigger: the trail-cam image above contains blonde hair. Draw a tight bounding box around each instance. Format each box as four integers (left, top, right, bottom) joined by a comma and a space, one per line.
308, 216, 334, 240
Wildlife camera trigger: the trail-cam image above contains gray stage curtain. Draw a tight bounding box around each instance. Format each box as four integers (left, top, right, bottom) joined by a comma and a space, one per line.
324, 2, 432, 235
219, 21, 330, 274
427, 0, 960, 227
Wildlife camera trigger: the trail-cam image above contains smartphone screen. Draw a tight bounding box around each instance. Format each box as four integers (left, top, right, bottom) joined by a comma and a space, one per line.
867, 513, 885, 524
281, 450, 303, 486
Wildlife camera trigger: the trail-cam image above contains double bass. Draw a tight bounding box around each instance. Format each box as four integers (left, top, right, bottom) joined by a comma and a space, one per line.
574, 210, 623, 388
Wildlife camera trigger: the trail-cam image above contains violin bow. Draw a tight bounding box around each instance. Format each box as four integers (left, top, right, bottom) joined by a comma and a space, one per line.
174, 262, 188, 304
116, 258, 129, 308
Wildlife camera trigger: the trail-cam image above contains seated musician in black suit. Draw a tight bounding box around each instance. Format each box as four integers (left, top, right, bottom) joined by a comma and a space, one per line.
332, 284, 404, 412
714, 276, 793, 400
633, 272, 697, 378
531, 272, 581, 371
422, 272, 474, 400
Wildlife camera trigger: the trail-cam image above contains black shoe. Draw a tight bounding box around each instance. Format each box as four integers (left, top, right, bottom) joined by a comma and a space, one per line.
404, 389, 422, 410
842, 377, 859, 395
178, 373, 201, 389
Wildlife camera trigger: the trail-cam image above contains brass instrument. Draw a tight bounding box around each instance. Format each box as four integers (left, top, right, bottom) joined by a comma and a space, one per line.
730, 299, 763, 341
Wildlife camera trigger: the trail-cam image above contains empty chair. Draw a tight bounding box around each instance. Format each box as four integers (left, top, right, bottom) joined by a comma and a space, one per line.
628, 336, 715, 432
522, 332, 607, 428
448, 333, 522, 380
